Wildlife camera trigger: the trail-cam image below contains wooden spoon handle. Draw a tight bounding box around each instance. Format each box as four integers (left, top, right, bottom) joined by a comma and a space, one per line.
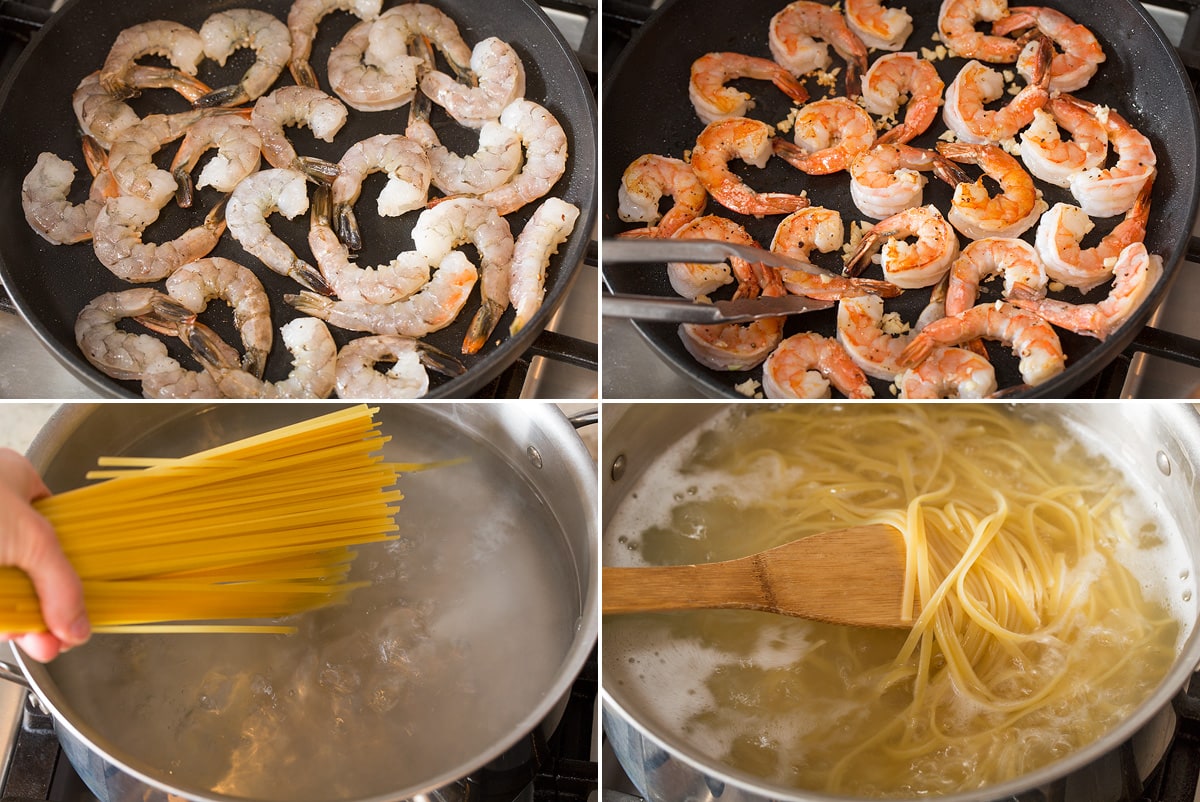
603, 560, 762, 615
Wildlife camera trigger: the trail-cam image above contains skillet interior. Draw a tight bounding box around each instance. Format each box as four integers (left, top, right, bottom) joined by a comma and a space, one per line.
601, 0, 1200, 398
0, 0, 596, 398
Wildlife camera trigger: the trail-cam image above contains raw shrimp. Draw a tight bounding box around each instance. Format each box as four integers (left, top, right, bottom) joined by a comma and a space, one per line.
900, 301, 1066, 386
21, 139, 116, 245
616, 154, 707, 239
844, 205, 960, 289
937, 0, 1020, 62
170, 114, 263, 208
286, 251, 478, 336
1035, 180, 1152, 293
195, 9, 291, 107
107, 111, 212, 208
72, 69, 211, 150
770, 207, 902, 300
665, 215, 762, 301
326, 17, 422, 112
895, 347, 997, 398
942, 36, 1052, 145
1009, 242, 1162, 341
332, 134, 431, 251
411, 197, 515, 354
225, 168, 332, 295
993, 5, 1105, 92
474, 98, 569, 216
862, 53, 944, 144
308, 184, 430, 304
762, 332, 874, 399
1059, 96, 1157, 219
845, 0, 913, 51
99, 20, 204, 96
287, 0, 383, 88
772, 97, 876, 176
164, 257, 273, 378
1018, 97, 1108, 189
769, 1, 869, 96
74, 288, 180, 380
335, 335, 465, 398
367, 3, 473, 84
509, 197, 581, 335
195, 316, 337, 398
690, 117, 809, 218
687, 52, 808, 125
422, 37, 526, 128
849, 142, 968, 220
937, 141, 1047, 240
944, 237, 1047, 316
405, 89, 522, 196
251, 86, 348, 183
92, 195, 226, 283
836, 291, 946, 380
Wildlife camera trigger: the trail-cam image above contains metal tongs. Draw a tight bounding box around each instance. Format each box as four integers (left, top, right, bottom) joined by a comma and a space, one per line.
602, 238, 835, 324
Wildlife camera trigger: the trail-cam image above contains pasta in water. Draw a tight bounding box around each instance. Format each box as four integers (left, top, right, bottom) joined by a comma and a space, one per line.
604, 405, 1182, 797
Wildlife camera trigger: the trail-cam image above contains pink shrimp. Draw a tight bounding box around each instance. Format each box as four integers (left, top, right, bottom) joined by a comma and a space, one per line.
690, 117, 810, 218
688, 52, 809, 124
762, 332, 875, 399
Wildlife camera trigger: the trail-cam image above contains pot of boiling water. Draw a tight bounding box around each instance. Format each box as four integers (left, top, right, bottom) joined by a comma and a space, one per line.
11, 402, 597, 802
602, 402, 1200, 802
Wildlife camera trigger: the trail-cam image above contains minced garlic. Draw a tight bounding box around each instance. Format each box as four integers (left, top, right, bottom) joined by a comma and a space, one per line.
734, 378, 762, 398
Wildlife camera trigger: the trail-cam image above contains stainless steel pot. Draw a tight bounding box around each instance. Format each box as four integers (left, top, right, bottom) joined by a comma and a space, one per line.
8, 402, 597, 802
601, 402, 1200, 802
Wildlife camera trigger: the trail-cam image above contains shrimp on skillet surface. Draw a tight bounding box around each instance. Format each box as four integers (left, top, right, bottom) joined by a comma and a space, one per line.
937, 0, 1021, 62
251, 85, 347, 184
895, 346, 998, 398
422, 37, 526, 128
992, 5, 1105, 93
691, 117, 810, 218
509, 197, 581, 336
862, 52, 945, 145
844, 0, 913, 52
772, 97, 876, 176
943, 236, 1048, 317
836, 280, 950, 381
849, 142, 968, 221
688, 52, 809, 125
191, 316, 338, 399
843, 205, 960, 290
661, 215, 758, 301
1057, 95, 1157, 219
770, 0, 869, 96
943, 34, 1053, 145
762, 332, 875, 399
335, 335, 465, 399
616, 154, 708, 239
92, 194, 226, 283
170, 114, 263, 209
330, 133, 431, 251
75, 288, 186, 381
194, 9, 291, 108
1019, 96, 1109, 189
287, 0, 383, 89
22, 137, 116, 245
98, 20, 204, 97
73, 68, 211, 151
937, 142, 1047, 240
405, 88, 523, 197
326, 17, 423, 112
770, 207, 902, 300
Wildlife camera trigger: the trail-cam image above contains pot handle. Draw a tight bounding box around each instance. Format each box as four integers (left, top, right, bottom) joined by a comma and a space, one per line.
0, 660, 29, 689
568, 408, 598, 429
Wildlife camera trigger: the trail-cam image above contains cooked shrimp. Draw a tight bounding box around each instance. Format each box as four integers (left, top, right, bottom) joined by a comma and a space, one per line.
616, 154, 708, 239
937, 141, 1047, 240
332, 134, 430, 251
771, 207, 902, 300
286, 251, 478, 336
422, 37, 526, 128
849, 142, 968, 220
21, 139, 116, 245
288, 0, 383, 88
944, 237, 1047, 317
251, 86, 347, 183
92, 195, 226, 283
75, 288, 180, 380
194, 9, 291, 107
411, 197, 515, 354
1009, 242, 1162, 341
895, 347, 997, 398
937, 0, 1020, 62
1059, 95, 1157, 219
335, 335, 465, 398
769, 1, 869, 96
473, 98, 569, 216
942, 36, 1052, 145
1019, 98, 1108, 189
862, 53, 944, 144
326, 17, 422, 112
845, 0, 913, 51
679, 313, 786, 372
170, 114, 263, 208
164, 257, 273, 378
836, 291, 946, 380
99, 20, 204, 96
688, 52, 808, 125
772, 97, 875, 175
762, 332, 874, 399
691, 117, 809, 218
901, 301, 1065, 386
509, 197, 581, 335
308, 184, 430, 304
993, 6, 1105, 92
665, 215, 761, 301
405, 89, 522, 196
1035, 180, 1152, 293
195, 316, 337, 398
845, 205, 960, 289
226, 168, 332, 295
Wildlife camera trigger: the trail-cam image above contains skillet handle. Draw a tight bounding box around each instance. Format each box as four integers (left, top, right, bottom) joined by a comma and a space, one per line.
0, 660, 29, 689
0, 1, 53, 41
1127, 326, 1200, 371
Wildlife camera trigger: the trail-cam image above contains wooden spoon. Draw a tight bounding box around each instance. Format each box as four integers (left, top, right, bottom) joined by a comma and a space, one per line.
603, 524, 915, 629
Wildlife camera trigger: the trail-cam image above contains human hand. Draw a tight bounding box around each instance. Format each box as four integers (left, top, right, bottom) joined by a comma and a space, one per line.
0, 449, 89, 661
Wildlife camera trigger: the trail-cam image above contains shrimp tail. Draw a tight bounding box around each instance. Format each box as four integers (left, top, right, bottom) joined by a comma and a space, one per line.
292, 261, 336, 296
899, 333, 935, 367
295, 155, 340, 184
133, 296, 198, 336
843, 230, 882, 277
930, 153, 972, 187
192, 83, 250, 109
173, 166, 195, 209
289, 58, 320, 89
335, 204, 363, 252
462, 298, 505, 354
775, 73, 810, 105
417, 342, 467, 378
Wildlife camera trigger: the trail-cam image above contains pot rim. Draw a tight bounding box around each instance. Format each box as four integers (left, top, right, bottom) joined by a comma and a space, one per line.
17, 402, 599, 802
601, 401, 1200, 802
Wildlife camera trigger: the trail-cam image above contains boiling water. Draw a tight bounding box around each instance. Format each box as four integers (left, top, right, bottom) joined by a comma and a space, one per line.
48, 407, 580, 801
604, 405, 1194, 798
